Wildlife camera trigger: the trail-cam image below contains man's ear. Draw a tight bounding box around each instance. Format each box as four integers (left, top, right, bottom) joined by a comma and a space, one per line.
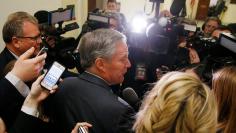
11, 37, 21, 48
94, 57, 106, 72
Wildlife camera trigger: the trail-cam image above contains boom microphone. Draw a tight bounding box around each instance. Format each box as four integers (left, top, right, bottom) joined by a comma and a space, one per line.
122, 87, 141, 111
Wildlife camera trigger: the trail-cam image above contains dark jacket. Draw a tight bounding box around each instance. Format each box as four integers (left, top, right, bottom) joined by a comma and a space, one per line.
0, 48, 16, 79
9, 111, 49, 133
0, 78, 25, 130
48, 72, 135, 133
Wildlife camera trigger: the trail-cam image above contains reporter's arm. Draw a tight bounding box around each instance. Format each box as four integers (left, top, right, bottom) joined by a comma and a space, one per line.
9, 75, 58, 133
10, 47, 46, 82
4, 47, 47, 98
189, 48, 200, 64
21, 75, 57, 117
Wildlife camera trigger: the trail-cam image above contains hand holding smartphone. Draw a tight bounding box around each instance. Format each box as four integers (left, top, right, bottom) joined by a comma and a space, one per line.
78, 126, 88, 133
41, 61, 65, 90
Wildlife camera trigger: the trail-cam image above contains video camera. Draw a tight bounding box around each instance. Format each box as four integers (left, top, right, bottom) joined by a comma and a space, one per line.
186, 31, 218, 58
86, 12, 111, 30
48, 5, 79, 35
77, 10, 126, 39
34, 5, 80, 69
199, 33, 236, 82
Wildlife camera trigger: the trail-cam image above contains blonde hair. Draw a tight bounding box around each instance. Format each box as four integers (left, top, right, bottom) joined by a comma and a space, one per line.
212, 66, 236, 133
133, 72, 217, 133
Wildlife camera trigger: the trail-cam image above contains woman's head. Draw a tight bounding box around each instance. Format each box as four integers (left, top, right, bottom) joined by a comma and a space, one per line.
212, 66, 236, 132
133, 72, 217, 133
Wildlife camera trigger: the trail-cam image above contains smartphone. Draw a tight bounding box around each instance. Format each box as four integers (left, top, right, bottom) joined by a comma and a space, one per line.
78, 126, 88, 133
36, 46, 48, 57
41, 61, 65, 90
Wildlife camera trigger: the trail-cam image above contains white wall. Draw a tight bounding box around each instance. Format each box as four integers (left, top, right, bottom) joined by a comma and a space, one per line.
120, 0, 155, 22
221, 1, 236, 24
0, 0, 62, 52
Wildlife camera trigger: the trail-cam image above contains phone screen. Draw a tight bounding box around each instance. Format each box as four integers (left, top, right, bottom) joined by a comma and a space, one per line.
41, 61, 65, 90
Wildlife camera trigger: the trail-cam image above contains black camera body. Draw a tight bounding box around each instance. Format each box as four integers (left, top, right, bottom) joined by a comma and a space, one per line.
36, 5, 80, 69
186, 32, 218, 59
79, 11, 126, 35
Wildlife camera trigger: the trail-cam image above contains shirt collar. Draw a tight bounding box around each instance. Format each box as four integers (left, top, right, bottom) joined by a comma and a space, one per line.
8, 49, 19, 59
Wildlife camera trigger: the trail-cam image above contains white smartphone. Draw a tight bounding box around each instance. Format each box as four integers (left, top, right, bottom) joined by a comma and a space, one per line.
36, 46, 48, 57
78, 126, 88, 133
41, 61, 65, 90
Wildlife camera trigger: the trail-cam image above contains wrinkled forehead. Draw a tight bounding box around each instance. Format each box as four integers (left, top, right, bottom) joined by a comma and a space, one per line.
112, 41, 129, 56
22, 21, 40, 35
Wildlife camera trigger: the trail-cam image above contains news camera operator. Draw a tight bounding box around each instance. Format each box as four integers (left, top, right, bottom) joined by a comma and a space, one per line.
176, 25, 235, 85
105, 0, 127, 29
187, 24, 230, 64
187, 17, 221, 64
202, 17, 221, 38
176, 17, 222, 67
76, 10, 127, 43
34, 10, 57, 68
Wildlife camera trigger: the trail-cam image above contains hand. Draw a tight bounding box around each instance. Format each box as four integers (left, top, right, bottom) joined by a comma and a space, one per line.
189, 48, 200, 64
71, 122, 92, 133
46, 36, 56, 48
178, 42, 187, 48
10, 47, 47, 82
23, 74, 58, 108
0, 117, 6, 133
159, 10, 173, 17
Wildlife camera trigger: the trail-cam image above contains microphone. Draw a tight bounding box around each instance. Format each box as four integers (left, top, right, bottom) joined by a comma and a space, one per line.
122, 87, 141, 111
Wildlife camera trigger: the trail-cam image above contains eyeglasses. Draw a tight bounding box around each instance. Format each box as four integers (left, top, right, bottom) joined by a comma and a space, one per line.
16, 34, 42, 43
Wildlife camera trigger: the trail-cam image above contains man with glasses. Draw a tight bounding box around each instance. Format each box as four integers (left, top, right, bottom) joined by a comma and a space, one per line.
0, 12, 45, 131
0, 11, 42, 79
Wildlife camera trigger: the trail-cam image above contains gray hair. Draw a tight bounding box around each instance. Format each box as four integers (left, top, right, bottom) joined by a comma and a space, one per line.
78, 28, 126, 69
2, 11, 38, 43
